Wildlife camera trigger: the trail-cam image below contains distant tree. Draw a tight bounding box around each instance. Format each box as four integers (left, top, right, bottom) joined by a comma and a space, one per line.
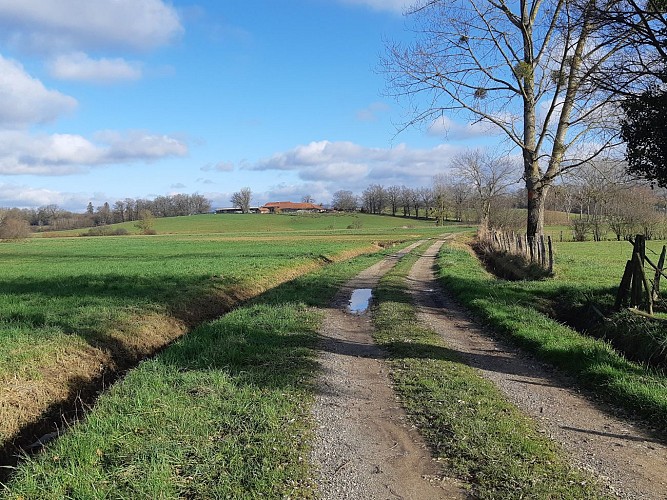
231, 188, 252, 213
331, 190, 358, 211
0, 217, 31, 240
302, 194, 315, 204
190, 193, 211, 214
386, 185, 401, 216
86, 202, 94, 215
135, 209, 156, 235
362, 184, 386, 214
410, 188, 422, 218
112, 200, 126, 223
400, 186, 413, 217
452, 150, 517, 231
96, 202, 112, 225
418, 187, 433, 218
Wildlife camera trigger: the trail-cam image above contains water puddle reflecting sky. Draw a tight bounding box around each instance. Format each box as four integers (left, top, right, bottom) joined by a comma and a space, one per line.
348, 288, 372, 314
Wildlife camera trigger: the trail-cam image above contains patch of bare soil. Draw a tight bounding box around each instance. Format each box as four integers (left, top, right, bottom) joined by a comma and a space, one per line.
311, 241, 467, 499
409, 239, 667, 500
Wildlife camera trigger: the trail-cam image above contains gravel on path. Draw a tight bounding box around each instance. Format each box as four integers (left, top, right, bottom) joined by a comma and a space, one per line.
310, 242, 466, 499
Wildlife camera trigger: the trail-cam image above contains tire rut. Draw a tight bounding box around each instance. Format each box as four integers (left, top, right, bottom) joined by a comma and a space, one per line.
311, 241, 467, 499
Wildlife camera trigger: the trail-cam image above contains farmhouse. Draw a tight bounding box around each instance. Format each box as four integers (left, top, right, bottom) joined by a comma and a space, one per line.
215, 207, 269, 214
261, 202, 325, 213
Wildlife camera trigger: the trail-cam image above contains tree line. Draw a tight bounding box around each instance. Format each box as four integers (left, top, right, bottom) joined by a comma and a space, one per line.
332, 153, 667, 242
0, 193, 211, 233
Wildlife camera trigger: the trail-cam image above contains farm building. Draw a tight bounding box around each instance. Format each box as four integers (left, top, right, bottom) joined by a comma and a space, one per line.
261, 202, 325, 213
215, 207, 269, 214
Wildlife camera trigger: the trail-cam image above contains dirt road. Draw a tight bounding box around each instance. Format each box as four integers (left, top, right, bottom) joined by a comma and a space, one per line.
310, 242, 466, 499
311, 238, 667, 499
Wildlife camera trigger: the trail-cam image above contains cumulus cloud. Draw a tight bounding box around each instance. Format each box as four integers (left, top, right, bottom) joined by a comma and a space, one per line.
248, 140, 460, 187
0, 0, 183, 53
0, 183, 92, 209
0, 130, 188, 175
48, 52, 142, 83
0, 54, 77, 128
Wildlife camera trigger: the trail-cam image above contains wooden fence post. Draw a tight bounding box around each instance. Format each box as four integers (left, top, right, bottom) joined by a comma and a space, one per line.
652, 245, 666, 300
615, 260, 634, 310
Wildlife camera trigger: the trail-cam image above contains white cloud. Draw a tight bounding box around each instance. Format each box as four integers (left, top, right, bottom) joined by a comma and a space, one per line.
93, 130, 188, 162
0, 54, 76, 128
339, 0, 410, 14
0, 0, 183, 52
428, 115, 499, 140
249, 140, 461, 188
0, 183, 92, 209
0, 130, 188, 175
48, 52, 142, 83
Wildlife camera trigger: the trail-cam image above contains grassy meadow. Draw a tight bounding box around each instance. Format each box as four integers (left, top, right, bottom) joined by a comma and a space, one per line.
2, 249, 394, 498
437, 235, 667, 428
1, 213, 465, 452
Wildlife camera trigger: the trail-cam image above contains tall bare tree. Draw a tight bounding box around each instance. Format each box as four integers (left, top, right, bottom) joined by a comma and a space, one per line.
231, 187, 252, 214
452, 150, 518, 230
383, 0, 630, 240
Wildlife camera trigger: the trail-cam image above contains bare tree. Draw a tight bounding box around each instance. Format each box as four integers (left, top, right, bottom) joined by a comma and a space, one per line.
400, 186, 413, 216
362, 184, 387, 214
387, 185, 401, 216
383, 0, 629, 240
452, 150, 518, 231
331, 190, 358, 212
230, 188, 252, 214
302, 194, 315, 204
418, 187, 434, 218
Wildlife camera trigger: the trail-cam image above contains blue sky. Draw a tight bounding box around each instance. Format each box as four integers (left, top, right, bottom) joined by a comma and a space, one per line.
0, 0, 493, 211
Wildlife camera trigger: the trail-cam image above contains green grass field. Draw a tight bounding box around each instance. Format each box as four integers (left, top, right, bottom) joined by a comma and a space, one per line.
1, 213, 469, 450
0, 246, 395, 499
40, 212, 461, 237
437, 236, 667, 428
0, 215, 662, 498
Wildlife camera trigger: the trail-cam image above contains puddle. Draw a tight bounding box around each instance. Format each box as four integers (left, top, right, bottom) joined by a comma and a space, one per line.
348, 288, 372, 314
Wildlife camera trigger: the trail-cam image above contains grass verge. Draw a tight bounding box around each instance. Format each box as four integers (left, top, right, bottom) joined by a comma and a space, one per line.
436, 237, 667, 430
372, 242, 608, 499
1, 251, 393, 498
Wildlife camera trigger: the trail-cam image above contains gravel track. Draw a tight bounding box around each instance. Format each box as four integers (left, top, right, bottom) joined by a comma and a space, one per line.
310, 242, 466, 499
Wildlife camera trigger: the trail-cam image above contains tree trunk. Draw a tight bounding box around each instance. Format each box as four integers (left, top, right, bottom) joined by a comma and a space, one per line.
526, 182, 548, 241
